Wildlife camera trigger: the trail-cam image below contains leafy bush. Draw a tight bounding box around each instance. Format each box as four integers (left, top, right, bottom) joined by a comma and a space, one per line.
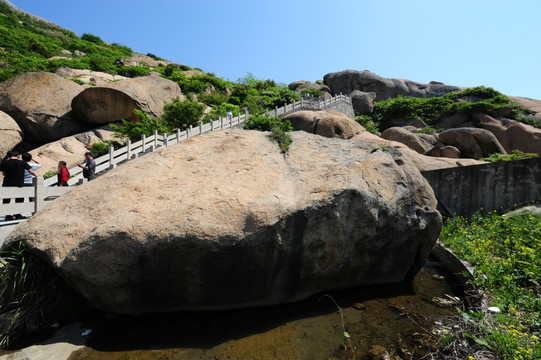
89, 140, 124, 158
480, 150, 539, 163
354, 114, 380, 134
80, 33, 104, 45
162, 97, 205, 130
111, 109, 171, 142
413, 127, 439, 134
204, 103, 241, 122
243, 115, 294, 132
300, 88, 324, 98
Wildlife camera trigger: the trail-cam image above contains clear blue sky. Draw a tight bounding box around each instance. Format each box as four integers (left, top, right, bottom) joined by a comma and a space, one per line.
8, 0, 541, 100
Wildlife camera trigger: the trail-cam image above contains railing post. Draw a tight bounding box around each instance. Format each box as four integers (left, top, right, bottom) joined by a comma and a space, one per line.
176, 128, 181, 143
318, 97, 321, 109
188, 125, 192, 138
109, 146, 116, 169
141, 134, 146, 153
199, 122, 203, 134
229, 114, 232, 128
274, 106, 278, 117
163, 133, 168, 147
126, 140, 131, 159
211, 119, 214, 131
301, 97, 304, 108
220, 117, 224, 129
237, 112, 240, 125
33, 177, 45, 213
153, 130, 158, 148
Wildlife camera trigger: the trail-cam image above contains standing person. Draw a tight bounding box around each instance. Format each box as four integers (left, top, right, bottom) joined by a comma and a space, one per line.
78, 152, 96, 181
22, 153, 41, 186
1, 150, 37, 220
226, 110, 233, 122
55, 161, 70, 186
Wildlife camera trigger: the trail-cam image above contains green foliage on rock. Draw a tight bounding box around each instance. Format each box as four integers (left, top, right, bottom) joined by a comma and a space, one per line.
243, 115, 294, 154
111, 109, 171, 142
370, 86, 535, 131
162, 97, 205, 130
353, 113, 380, 134
480, 150, 539, 163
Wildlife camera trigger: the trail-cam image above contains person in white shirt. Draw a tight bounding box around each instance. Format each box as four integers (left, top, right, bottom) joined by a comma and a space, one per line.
22, 152, 41, 186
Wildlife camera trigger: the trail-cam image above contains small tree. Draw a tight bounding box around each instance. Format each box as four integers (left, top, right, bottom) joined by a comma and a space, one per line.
111, 109, 171, 142
162, 97, 205, 130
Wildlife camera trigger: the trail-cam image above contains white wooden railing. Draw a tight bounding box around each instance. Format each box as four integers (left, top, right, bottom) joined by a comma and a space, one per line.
1, 93, 351, 221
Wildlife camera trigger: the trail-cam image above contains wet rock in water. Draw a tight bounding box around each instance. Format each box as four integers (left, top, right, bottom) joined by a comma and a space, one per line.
5, 130, 442, 314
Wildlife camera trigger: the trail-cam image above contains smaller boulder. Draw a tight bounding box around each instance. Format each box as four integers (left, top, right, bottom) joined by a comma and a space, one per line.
284, 110, 364, 139
380, 127, 438, 154
0, 110, 23, 156
438, 128, 506, 159
350, 90, 376, 114
424, 144, 461, 158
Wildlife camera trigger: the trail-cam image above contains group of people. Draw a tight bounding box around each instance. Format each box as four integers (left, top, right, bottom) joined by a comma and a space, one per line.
1, 150, 96, 221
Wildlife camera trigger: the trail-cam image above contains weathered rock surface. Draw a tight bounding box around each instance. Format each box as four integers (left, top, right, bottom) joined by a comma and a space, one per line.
323, 70, 463, 101
71, 75, 183, 124
0, 110, 23, 156
288, 81, 331, 96
6, 130, 442, 314
424, 144, 461, 158
27, 124, 118, 175
350, 90, 376, 114
286, 111, 481, 171
509, 96, 541, 121
381, 127, 438, 154
475, 113, 541, 155
55, 67, 128, 86
438, 128, 507, 159
0, 72, 92, 143
284, 110, 364, 139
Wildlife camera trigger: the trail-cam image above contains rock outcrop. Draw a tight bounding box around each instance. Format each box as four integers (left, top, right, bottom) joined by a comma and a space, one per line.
350, 90, 376, 114
55, 67, 128, 86
0, 72, 92, 143
381, 127, 438, 154
0, 110, 23, 156
438, 128, 507, 159
476, 113, 541, 155
5, 130, 442, 314
284, 110, 364, 139
323, 70, 463, 101
72, 75, 183, 124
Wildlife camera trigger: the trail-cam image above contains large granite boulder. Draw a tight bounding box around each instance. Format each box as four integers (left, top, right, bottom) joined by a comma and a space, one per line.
475, 113, 541, 155
0, 72, 92, 143
0, 110, 23, 156
5, 130, 442, 314
284, 110, 364, 139
438, 128, 507, 159
323, 70, 463, 101
55, 67, 128, 86
71, 75, 183, 124
381, 127, 438, 154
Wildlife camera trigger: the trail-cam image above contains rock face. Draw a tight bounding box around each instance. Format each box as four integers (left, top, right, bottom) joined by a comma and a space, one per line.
6, 130, 442, 314
381, 127, 438, 154
350, 90, 376, 114
284, 110, 364, 139
0, 110, 23, 156
55, 67, 128, 86
0, 72, 92, 143
475, 113, 541, 155
323, 70, 463, 101
71, 75, 183, 124
438, 128, 506, 159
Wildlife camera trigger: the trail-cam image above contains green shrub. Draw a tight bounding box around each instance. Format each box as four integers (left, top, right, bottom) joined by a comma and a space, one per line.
480, 150, 539, 163
204, 103, 241, 122
354, 114, 380, 134
89, 140, 124, 158
162, 97, 205, 130
243, 115, 294, 132
80, 33, 104, 45
413, 127, 439, 134
111, 109, 171, 142
300, 88, 324, 98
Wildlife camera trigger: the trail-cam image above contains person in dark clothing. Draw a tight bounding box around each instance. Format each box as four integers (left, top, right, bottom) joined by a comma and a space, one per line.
78, 152, 96, 181
1, 150, 38, 220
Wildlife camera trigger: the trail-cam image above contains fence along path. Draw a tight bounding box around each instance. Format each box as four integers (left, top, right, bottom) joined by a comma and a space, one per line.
1, 93, 351, 222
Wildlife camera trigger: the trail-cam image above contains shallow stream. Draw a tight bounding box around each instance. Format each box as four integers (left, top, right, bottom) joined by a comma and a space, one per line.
30, 263, 463, 360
